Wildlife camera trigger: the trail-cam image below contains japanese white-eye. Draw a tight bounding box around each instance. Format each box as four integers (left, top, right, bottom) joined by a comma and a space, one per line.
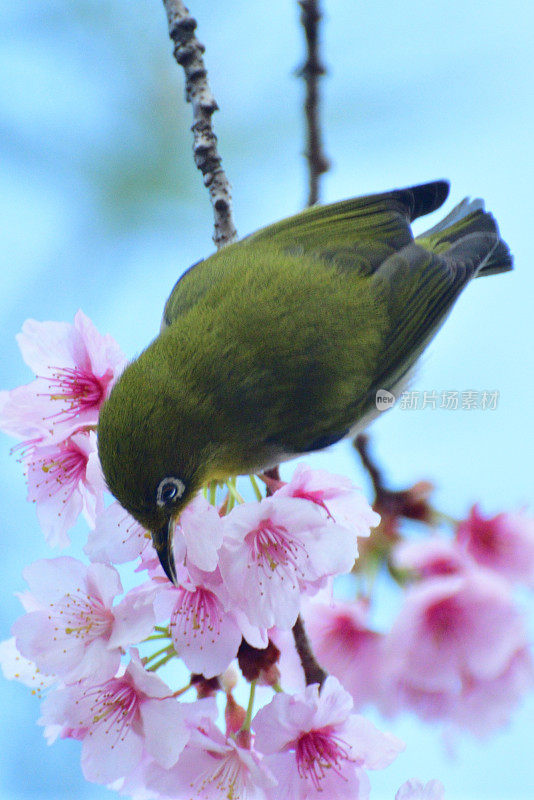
97, 181, 512, 582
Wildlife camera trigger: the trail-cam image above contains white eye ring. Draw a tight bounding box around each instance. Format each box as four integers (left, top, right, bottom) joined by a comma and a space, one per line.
156, 477, 186, 507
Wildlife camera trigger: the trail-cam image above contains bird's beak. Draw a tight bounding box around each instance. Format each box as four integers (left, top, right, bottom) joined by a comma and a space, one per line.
152, 519, 177, 585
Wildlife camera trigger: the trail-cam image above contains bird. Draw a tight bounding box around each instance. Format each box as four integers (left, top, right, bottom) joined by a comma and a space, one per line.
97, 180, 512, 583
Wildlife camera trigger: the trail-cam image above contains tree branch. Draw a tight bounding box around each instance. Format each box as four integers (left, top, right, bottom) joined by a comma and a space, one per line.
354, 434, 434, 525
297, 0, 330, 206
162, 0, 238, 249
290, 3, 330, 692
292, 614, 327, 687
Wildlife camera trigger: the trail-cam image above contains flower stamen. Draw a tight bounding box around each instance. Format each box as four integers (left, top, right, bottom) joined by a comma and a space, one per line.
295, 726, 353, 789
37, 366, 113, 423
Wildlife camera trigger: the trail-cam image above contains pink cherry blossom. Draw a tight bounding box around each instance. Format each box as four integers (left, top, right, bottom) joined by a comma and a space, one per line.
144, 718, 277, 800
153, 553, 270, 678
175, 493, 224, 572
274, 463, 380, 536
109, 752, 162, 800
25, 430, 105, 547
0, 311, 125, 446
0, 383, 50, 452
107, 582, 160, 651
305, 599, 385, 710
382, 681, 455, 724
39, 650, 217, 784
253, 675, 404, 800
383, 569, 531, 728
137, 545, 165, 576
395, 779, 445, 800
153, 568, 243, 679
85, 501, 152, 564
392, 537, 471, 578
456, 505, 534, 585
0, 637, 55, 692
219, 496, 361, 631
449, 646, 534, 737
13, 557, 155, 683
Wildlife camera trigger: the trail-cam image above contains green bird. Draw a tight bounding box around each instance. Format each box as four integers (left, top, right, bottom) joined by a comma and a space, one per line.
97, 180, 512, 582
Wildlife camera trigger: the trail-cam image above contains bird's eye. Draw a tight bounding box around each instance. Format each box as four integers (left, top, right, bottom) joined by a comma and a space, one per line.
156, 477, 186, 508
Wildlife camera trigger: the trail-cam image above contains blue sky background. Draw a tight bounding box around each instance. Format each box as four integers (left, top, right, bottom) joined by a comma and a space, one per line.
1, 1, 533, 798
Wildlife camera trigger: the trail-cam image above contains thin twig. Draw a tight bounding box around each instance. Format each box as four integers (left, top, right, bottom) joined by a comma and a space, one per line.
354, 434, 385, 499
297, 0, 330, 206
292, 614, 327, 687
289, 4, 330, 691
354, 433, 434, 524
162, 0, 238, 249
262, 466, 281, 497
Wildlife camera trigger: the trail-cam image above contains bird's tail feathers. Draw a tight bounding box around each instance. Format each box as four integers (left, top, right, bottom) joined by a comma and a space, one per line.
417, 197, 513, 277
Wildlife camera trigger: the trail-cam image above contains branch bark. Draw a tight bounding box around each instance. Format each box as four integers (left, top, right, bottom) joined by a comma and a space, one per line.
297, 0, 330, 206
162, 0, 238, 249
354, 434, 434, 525
292, 614, 327, 688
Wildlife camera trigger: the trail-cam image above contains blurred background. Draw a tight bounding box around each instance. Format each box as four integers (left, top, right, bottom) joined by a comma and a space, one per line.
1, 1, 533, 798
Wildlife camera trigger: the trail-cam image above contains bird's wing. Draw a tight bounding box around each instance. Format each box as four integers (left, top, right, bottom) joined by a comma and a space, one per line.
366, 195, 512, 402
244, 180, 449, 276
162, 181, 450, 327
355, 233, 501, 410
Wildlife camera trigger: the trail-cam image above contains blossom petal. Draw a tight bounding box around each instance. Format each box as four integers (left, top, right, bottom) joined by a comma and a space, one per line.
178, 494, 224, 572
85, 501, 151, 564
80, 717, 143, 784
342, 714, 405, 769
141, 696, 217, 769
170, 585, 242, 678
0, 637, 55, 690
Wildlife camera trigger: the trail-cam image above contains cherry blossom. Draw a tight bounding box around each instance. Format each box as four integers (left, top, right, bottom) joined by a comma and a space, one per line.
175, 493, 224, 572
85, 501, 152, 564
456, 505, 534, 585
144, 718, 277, 800
383, 569, 532, 728
0, 637, 55, 693
305, 599, 385, 710
153, 553, 269, 678
39, 650, 217, 784
392, 537, 472, 578
25, 430, 105, 547
0, 311, 125, 445
108, 582, 160, 652
154, 569, 243, 679
12, 557, 155, 684
219, 495, 362, 631
274, 462, 380, 536
109, 753, 162, 800
253, 675, 403, 800
0, 383, 50, 454
449, 646, 534, 737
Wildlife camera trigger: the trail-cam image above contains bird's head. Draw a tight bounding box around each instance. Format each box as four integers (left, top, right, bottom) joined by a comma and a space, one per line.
97, 346, 216, 584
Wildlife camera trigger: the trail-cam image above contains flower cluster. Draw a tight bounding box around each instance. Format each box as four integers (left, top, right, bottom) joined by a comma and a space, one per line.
3, 452, 386, 797
304, 507, 534, 738
0, 311, 125, 546
1, 312, 532, 798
